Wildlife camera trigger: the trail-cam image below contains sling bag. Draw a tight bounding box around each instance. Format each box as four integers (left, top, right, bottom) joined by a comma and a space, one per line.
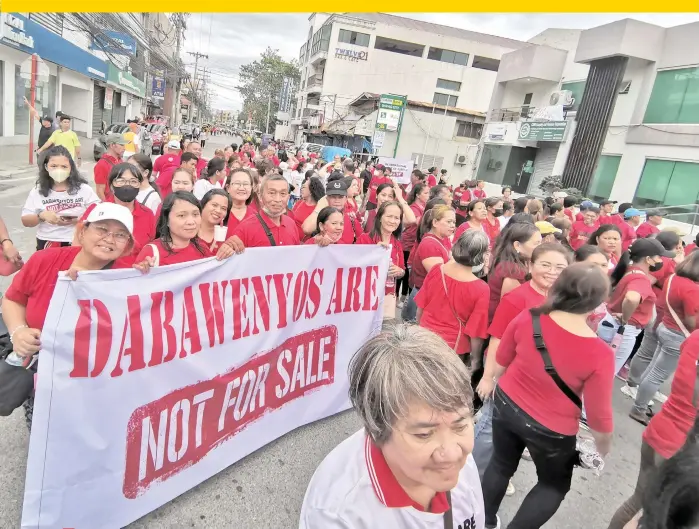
256, 213, 277, 247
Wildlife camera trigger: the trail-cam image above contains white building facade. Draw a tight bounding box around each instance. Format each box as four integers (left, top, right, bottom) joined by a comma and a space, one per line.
293, 13, 526, 181
477, 18, 699, 209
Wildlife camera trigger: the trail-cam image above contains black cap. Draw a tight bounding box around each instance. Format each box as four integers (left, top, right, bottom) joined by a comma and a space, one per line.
600, 199, 617, 206
41, 115, 53, 123
326, 178, 348, 196
629, 238, 675, 259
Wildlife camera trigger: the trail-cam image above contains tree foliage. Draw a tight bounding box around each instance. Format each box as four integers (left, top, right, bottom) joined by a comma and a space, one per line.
237, 47, 300, 133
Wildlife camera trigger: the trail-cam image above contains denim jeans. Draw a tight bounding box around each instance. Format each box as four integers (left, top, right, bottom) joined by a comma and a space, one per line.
632, 324, 685, 414
401, 286, 420, 322
473, 397, 494, 481
627, 320, 658, 387
482, 389, 577, 529
596, 313, 643, 375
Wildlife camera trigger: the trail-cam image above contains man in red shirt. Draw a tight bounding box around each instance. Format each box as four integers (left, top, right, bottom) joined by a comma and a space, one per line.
621, 207, 642, 251
364, 165, 393, 211
263, 146, 280, 167
301, 178, 362, 244
569, 206, 600, 250
152, 140, 182, 179
636, 209, 665, 238
93, 133, 127, 200
156, 152, 198, 198
599, 199, 617, 220
185, 141, 207, 177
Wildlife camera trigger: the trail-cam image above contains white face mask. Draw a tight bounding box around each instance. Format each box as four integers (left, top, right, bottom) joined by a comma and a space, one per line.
48, 169, 70, 183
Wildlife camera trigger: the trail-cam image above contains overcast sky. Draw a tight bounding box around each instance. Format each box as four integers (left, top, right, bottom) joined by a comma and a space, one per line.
183, 13, 699, 112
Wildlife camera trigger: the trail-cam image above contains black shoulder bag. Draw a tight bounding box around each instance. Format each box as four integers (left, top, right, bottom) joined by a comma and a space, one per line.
255, 213, 277, 247
531, 311, 582, 409
443, 490, 453, 529
0, 332, 37, 416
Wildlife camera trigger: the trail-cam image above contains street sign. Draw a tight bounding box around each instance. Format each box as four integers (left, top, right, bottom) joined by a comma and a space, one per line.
373, 130, 385, 148
20, 53, 49, 83
375, 94, 406, 132
518, 121, 568, 141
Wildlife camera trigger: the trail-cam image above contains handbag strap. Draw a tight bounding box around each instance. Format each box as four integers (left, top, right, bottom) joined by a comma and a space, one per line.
443, 490, 453, 529
531, 311, 582, 410
256, 213, 277, 247
665, 274, 690, 338
440, 266, 464, 352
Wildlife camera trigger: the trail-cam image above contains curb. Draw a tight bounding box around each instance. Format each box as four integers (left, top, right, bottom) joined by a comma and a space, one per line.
0, 167, 36, 180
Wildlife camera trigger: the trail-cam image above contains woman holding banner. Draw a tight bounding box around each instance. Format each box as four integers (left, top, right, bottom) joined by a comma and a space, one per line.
198, 189, 232, 254
300, 325, 484, 528
1, 203, 136, 428
305, 207, 344, 246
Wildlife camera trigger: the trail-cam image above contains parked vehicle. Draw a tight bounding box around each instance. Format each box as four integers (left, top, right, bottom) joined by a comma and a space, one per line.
93, 123, 153, 161
148, 124, 168, 154
299, 142, 325, 157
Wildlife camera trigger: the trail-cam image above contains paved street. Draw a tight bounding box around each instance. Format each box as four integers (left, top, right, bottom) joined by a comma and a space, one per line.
0, 135, 662, 528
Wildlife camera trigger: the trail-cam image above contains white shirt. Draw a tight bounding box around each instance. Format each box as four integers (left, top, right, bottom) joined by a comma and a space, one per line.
300, 429, 484, 529
136, 187, 162, 215
22, 184, 100, 242
498, 215, 511, 229
193, 179, 216, 200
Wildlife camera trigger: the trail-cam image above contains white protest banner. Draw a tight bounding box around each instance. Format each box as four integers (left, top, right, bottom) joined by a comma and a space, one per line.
22, 245, 387, 529
378, 157, 414, 184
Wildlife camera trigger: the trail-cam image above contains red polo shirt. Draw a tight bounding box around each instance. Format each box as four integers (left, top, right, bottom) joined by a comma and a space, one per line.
409, 234, 451, 289
292, 200, 316, 240
225, 206, 256, 239
401, 202, 424, 252
93, 154, 120, 200
356, 233, 404, 295
367, 175, 393, 205
233, 209, 300, 247
661, 275, 699, 333
195, 157, 208, 177
606, 267, 656, 328
473, 188, 486, 200
569, 220, 600, 250
426, 173, 437, 187
685, 242, 697, 256
488, 281, 545, 339
338, 210, 362, 244
136, 238, 213, 266
636, 221, 660, 239
153, 153, 180, 175
488, 261, 528, 322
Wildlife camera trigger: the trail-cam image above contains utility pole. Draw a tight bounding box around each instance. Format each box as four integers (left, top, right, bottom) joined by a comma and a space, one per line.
187, 51, 208, 121
171, 13, 188, 128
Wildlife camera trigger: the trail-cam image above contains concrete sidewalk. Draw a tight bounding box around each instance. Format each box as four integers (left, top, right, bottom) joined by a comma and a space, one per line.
0, 138, 95, 179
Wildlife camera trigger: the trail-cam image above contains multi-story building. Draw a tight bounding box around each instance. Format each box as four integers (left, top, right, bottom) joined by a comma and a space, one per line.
292, 13, 526, 178
477, 18, 699, 208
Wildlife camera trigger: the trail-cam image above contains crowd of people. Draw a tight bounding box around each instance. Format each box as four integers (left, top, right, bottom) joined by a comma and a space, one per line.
1, 133, 699, 529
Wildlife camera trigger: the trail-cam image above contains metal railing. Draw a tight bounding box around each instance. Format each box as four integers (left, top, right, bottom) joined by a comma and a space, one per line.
307, 74, 324, 89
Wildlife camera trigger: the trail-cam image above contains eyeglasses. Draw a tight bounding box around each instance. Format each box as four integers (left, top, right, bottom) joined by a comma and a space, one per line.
533, 261, 567, 273
113, 177, 140, 188
90, 224, 131, 243
229, 181, 252, 188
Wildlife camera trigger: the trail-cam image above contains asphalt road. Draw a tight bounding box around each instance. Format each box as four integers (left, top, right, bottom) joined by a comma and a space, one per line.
0, 135, 663, 528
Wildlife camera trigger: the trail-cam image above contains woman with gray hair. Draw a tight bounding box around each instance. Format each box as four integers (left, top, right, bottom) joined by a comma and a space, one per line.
299, 325, 484, 528
415, 230, 490, 369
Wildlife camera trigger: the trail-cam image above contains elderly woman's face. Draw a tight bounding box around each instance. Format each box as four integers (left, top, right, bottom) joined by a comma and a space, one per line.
382, 401, 473, 492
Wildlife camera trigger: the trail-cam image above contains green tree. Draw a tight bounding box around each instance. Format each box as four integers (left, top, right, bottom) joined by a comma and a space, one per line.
237, 47, 300, 133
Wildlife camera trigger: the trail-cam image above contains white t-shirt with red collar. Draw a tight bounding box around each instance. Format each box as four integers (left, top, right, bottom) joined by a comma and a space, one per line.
300, 429, 484, 529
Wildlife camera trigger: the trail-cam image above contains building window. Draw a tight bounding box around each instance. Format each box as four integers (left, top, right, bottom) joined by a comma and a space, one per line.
374, 36, 424, 57
587, 155, 621, 202
455, 121, 483, 139
311, 24, 332, 56
436, 78, 461, 91
634, 159, 699, 207
644, 67, 699, 124
472, 56, 500, 72
14, 66, 57, 137
338, 29, 370, 47
427, 47, 469, 66
433, 93, 458, 107
561, 81, 586, 111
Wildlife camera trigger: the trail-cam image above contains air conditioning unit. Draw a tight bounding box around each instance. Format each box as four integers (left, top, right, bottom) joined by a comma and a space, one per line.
455, 153, 468, 165
550, 90, 574, 108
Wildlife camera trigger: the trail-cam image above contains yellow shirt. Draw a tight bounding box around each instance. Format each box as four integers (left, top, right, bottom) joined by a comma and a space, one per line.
47, 129, 81, 160
123, 131, 137, 153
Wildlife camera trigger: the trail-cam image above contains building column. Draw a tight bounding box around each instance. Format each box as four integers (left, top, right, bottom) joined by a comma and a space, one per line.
561, 56, 628, 193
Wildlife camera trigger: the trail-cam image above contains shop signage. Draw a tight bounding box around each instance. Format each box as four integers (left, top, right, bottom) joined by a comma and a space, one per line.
104, 88, 114, 110
372, 129, 385, 148
152, 76, 165, 98
107, 63, 146, 99
91, 30, 137, 57
335, 47, 368, 62
1, 13, 107, 81
518, 120, 568, 141
376, 94, 406, 132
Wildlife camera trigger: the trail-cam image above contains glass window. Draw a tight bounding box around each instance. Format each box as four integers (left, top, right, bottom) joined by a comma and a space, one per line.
455, 121, 483, 139
338, 29, 370, 47
427, 47, 469, 66
14, 67, 56, 137
436, 78, 461, 91
472, 56, 500, 72
433, 93, 458, 107
561, 80, 586, 111
374, 36, 424, 57
644, 67, 699, 124
587, 155, 621, 202
634, 159, 699, 208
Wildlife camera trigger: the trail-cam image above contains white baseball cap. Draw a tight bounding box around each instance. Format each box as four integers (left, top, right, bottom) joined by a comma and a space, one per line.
167, 140, 181, 149
85, 203, 134, 236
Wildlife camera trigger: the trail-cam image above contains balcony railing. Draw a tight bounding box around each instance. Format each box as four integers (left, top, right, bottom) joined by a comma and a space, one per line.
307, 74, 324, 89
488, 106, 537, 122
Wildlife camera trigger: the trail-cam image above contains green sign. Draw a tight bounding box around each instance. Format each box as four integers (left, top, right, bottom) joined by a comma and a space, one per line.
376, 94, 406, 131
518, 121, 568, 141
106, 63, 146, 98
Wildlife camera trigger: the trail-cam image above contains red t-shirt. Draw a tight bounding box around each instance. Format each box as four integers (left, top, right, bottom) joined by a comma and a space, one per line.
364, 209, 377, 234
415, 265, 489, 354
636, 222, 660, 239
620, 221, 637, 252
81, 200, 156, 268
401, 202, 424, 252
136, 238, 213, 266
488, 281, 545, 339
563, 208, 576, 224
684, 242, 697, 256
4, 246, 82, 330
482, 218, 500, 250
661, 275, 699, 333
153, 153, 180, 175
292, 200, 316, 240
575, 211, 584, 222
453, 188, 470, 218
497, 311, 615, 435
569, 220, 600, 251
453, 222, 487, 246
233, 209, 300, 248
409, 234, 451, 289
643, 330, 699, 458
356, 233, 404, 296
338, 210, 362, 245
156, 166, 178, 198
367, 175, 393, 205
650, 256, 676, 298
195, 157, 208, 178
426, 174, 437, 187
473, 188, 486, 200
93, 154, 120, 201
606, 267, 656, 328
225, 206, 256, 239
487, 261, 528, 322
